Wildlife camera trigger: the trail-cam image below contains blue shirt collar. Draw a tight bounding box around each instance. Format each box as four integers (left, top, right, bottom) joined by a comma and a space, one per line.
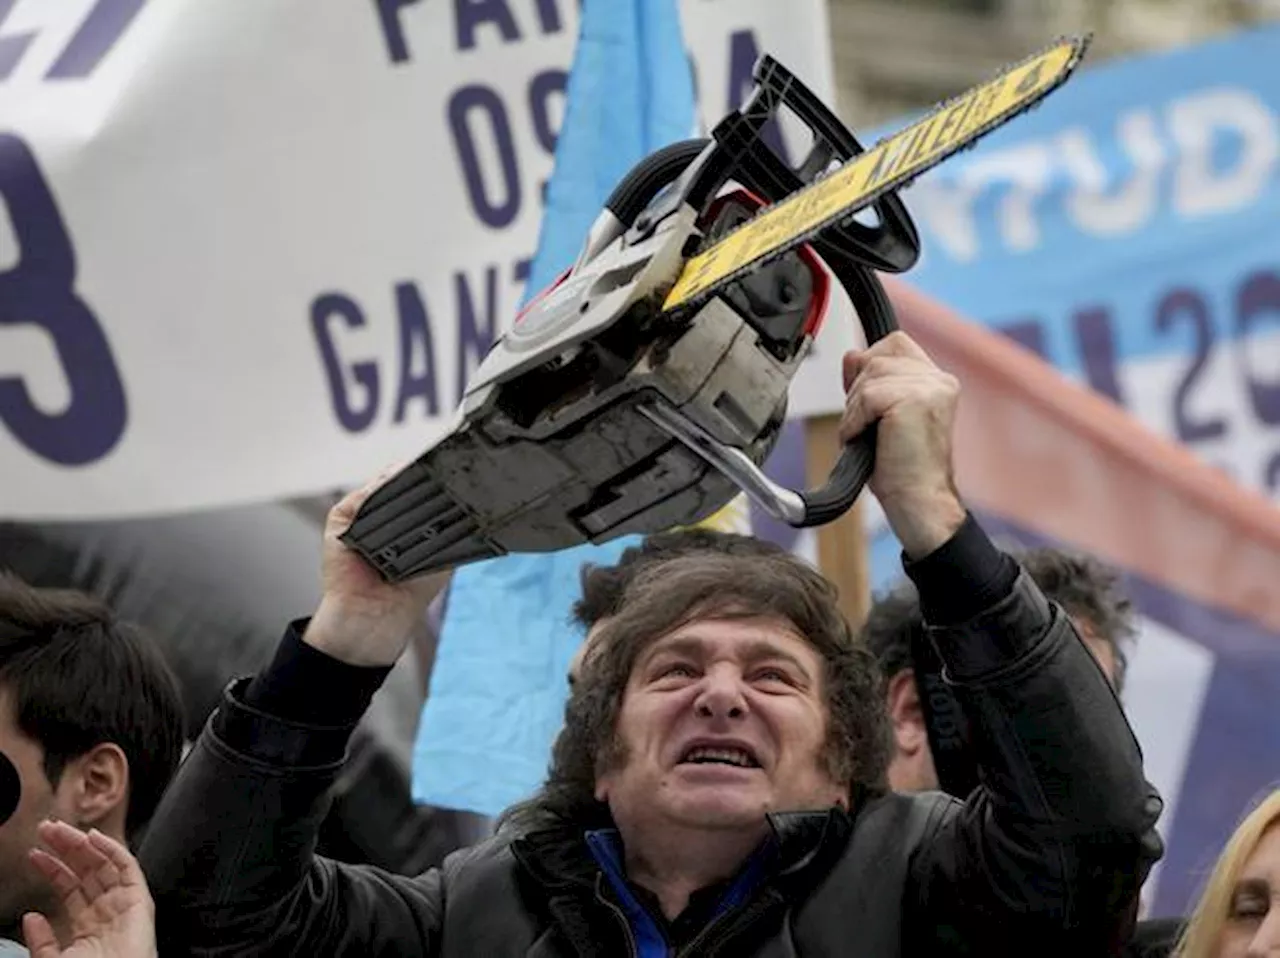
584, 828, 775, 956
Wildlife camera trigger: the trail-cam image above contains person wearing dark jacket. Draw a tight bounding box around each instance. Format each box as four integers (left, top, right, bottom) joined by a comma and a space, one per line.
861, 553, 1175, 957
139, 331, 1164, 956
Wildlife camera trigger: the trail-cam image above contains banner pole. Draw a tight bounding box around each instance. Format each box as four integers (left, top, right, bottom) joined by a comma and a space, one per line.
803, 414, 871, 630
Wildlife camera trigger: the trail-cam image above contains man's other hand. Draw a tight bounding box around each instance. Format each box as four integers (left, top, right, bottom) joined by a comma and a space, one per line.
304, 464, 452, 667
23, 821, 156, 958
839, 331, 967, 559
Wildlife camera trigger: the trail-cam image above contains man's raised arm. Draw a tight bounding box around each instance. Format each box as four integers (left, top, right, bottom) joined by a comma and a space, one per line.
838, 332, 1162, 951
139, 467, 454, 957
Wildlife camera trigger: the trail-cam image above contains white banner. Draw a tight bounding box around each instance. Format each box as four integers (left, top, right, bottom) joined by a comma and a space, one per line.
0, 0, 841, 519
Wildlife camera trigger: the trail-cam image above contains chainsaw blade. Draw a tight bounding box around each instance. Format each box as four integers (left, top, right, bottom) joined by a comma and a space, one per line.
662, 35, 1090, 313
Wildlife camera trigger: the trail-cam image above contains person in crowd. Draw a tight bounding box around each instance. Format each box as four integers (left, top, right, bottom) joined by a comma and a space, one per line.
862, 549, 1182, 956
0, 577, 185, 957
861, 546, 1135, 795
1168, 788, 1280, 958
139, 331, 1163, 955
570, 510, 1172, 956
571, 514, 1141, 801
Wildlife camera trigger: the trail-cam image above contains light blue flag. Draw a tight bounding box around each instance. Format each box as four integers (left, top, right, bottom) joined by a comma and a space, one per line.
411, 0, 697, 818
522, 0, 698, 301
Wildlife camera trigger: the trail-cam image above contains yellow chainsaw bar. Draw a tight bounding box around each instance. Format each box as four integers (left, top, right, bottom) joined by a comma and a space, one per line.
663, 35, 1090, 312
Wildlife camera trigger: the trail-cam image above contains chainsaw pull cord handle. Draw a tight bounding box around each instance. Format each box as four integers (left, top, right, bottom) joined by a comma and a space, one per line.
604, 136, 903, 530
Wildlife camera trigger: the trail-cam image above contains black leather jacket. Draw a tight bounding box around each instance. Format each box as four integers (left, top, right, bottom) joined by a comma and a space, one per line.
140, 569, 1163, 956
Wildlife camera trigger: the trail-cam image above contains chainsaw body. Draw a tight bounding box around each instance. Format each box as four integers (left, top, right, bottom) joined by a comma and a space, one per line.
339, 36, 1089, 582
343, 56, 920, 582
348, 190, 830, 577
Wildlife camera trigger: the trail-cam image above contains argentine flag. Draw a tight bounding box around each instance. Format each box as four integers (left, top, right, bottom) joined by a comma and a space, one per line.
411, 0, 743, 818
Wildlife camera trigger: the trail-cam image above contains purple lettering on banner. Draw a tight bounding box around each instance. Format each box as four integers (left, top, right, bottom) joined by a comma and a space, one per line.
449, 84, 522, 228
0, 0, 35, 80
45, 0, 145, 79
533, 0, 563, 34
1235, 269, 1280, 426
374, 0, 422, 64
726, 30, 790, 166
310, 293, 380, 433
0, 134, 127, 466
455, 265, 500, 402
528, 68, 567, 157
1074, 306, 1126, 405
996, 319, 1049, 360
454, 0, 520, 51
1154, 287, 1226, 444
512, 257, 532, 287
528, 67, 567, 199
393, 281, 441, 421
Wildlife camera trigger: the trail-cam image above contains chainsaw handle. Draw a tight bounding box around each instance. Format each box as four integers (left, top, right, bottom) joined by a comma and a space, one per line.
788, 245, 898, 527
793, 428, 878, 527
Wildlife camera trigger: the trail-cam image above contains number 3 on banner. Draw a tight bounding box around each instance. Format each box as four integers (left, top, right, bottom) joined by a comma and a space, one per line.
0, 134, 126, 466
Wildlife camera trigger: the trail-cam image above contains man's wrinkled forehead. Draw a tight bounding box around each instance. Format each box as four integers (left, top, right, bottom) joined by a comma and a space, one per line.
568, 608, 692, 686
567, 608, 810, 686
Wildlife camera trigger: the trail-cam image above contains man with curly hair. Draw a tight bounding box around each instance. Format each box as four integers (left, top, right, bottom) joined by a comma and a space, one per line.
862, 545, 1138, 795
141, 332, 1163, 955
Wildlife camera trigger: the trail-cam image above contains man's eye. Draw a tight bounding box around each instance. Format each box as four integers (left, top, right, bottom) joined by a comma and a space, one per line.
753, 668, 791, 684
657, 664, 696, 679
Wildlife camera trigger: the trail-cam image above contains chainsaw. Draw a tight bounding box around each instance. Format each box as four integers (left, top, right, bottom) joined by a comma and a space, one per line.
343, 37, 1089, 582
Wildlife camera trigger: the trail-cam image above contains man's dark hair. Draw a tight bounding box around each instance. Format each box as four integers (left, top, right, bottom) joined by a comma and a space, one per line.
572, 528, 788, 630
505, 549, 892, 833
0, 572, 186, 839
1018, 547, 1137, 686
862, 545, 1137, 692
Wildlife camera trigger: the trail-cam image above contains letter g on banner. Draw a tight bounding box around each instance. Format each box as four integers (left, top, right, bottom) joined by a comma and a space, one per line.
0, 134, 126, 466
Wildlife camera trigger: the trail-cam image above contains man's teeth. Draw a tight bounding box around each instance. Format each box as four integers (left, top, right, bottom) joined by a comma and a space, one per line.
683, 746, 758, 768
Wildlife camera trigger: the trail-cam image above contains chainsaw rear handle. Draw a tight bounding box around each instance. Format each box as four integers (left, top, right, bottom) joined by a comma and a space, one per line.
609, 136, 900, 529
793, 252, 896, 527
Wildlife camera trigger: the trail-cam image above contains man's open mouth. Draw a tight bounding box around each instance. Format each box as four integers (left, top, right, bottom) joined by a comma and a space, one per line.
678, 745, 761, 769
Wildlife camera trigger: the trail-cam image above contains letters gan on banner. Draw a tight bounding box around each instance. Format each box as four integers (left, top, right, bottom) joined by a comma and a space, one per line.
0, 0, 837, 519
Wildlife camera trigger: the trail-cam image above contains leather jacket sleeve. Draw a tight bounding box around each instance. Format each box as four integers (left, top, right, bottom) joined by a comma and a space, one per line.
139, 678, 447, 957
908, 567, 1164, 952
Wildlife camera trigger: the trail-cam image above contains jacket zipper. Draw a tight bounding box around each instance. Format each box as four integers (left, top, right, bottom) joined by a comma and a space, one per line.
675, 917, 725, 958
595, 872, 640, 958
675, 893, 777, 958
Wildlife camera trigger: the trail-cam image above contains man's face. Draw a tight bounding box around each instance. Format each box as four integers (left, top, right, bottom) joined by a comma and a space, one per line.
0, 690, 64, 938
594, 616, 846, 835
